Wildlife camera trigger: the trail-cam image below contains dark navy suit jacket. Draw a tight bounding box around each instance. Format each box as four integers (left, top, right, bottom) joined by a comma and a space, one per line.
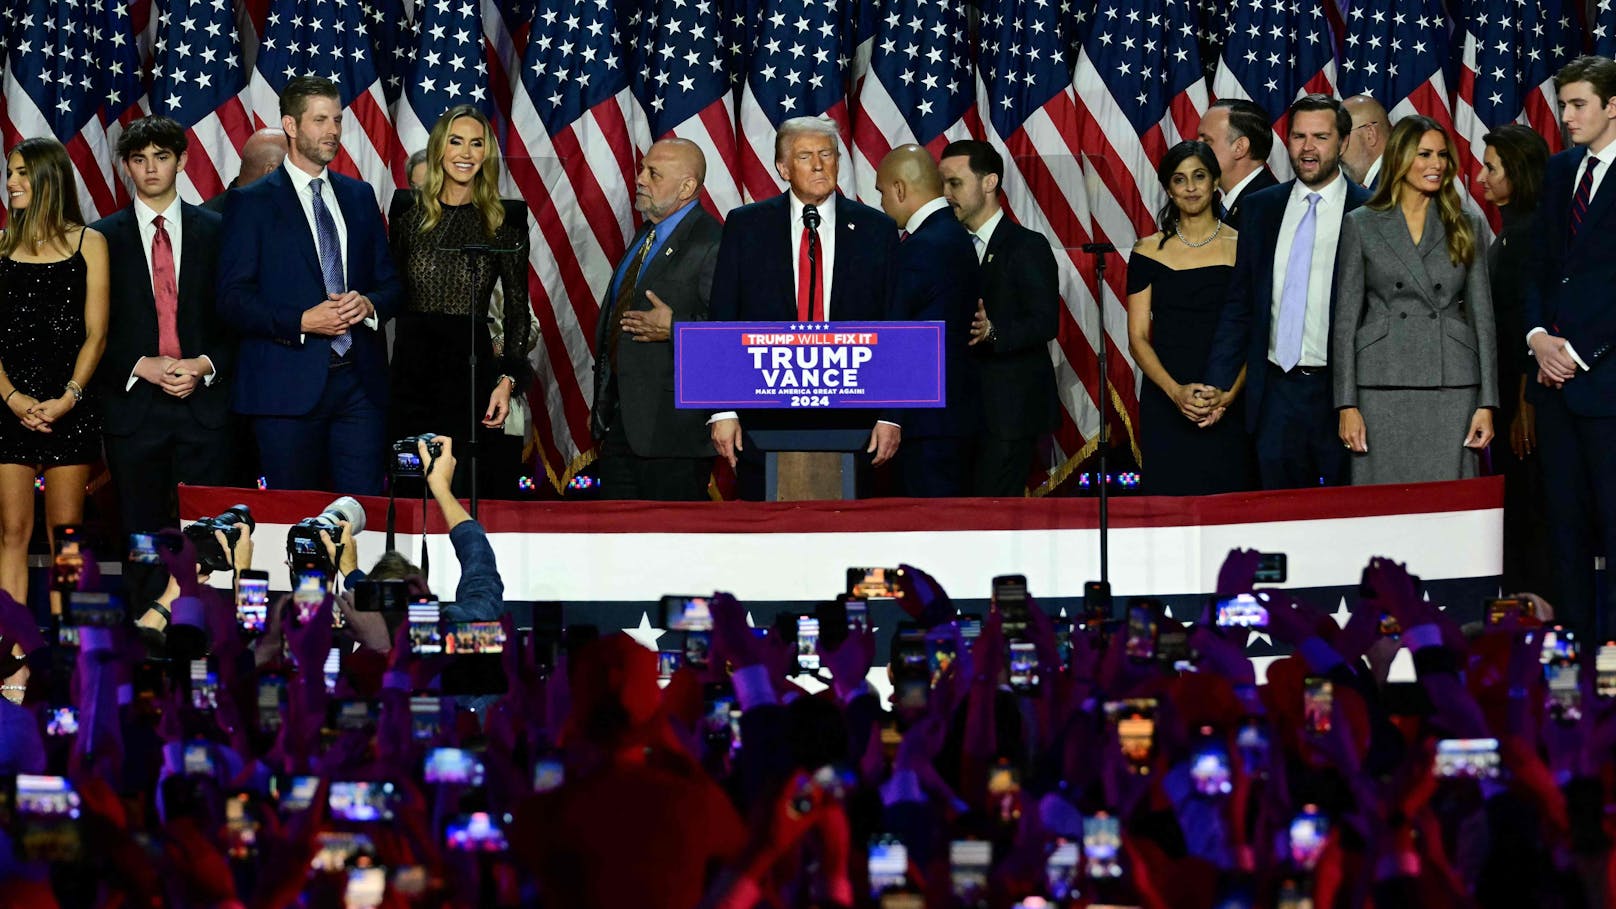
1523, 146, 1616, 416
708, 191, 898, 323
216, 166, 400, 416
893, 204, 981, 439
1206, 177, 1372, 431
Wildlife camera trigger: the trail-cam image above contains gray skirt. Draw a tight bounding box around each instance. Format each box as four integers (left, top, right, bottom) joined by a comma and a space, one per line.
1351, 385, 1481, 485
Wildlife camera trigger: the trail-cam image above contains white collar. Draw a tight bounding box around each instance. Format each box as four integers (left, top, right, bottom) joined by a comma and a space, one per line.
134, 195, 182, 229
1224, 167, 1265, 206
1583, 140, 1616, 170
905, 196, 952, 235
788, 190, 834, 228
284, 159, 332, 195
1290, 170, 1349, 206
1364, 156, 1384, 188
974, 208, 1006, 247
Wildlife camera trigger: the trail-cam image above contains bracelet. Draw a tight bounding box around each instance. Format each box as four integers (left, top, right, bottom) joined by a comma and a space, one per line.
0, 684, 24, 691
64, 380, 82, 402
495, 374, 516, 390
2, 389, 15, 404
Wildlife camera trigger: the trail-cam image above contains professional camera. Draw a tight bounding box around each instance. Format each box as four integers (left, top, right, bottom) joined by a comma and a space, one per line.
391, 433, 443, 479
184, 505, 254, 574
286, 496, 367, 575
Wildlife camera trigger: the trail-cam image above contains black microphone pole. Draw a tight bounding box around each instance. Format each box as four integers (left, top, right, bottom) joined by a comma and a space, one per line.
439, 241, 522, 520
803, 206, 821, 321
1082, 242, 1117, 592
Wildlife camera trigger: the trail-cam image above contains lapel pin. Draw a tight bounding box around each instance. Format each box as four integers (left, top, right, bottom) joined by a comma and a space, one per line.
987, 253, 995, 264
848, 223, 855, 231
664, 247, 673, 256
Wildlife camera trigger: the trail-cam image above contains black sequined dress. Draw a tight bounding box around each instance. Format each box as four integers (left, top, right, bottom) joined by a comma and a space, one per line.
0, 242, 101, 466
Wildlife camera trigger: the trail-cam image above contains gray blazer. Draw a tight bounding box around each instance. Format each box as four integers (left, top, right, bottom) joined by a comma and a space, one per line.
1332, 204, 1498, 409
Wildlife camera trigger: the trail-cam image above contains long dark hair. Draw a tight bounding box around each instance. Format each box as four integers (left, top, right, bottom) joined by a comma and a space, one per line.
2, 138, 83, 258
1154, 140, 1223, 249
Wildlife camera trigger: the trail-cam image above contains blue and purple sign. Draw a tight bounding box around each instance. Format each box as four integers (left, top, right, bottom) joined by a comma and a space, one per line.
674, 321, 945, 409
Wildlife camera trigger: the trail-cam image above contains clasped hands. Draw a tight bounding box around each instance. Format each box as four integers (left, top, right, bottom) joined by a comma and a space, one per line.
1174, 382, 1229, 427
134, 355, 210, 400
7, 386, 77, 433
300, 291, 374, 337
1531, 332, 1579, 389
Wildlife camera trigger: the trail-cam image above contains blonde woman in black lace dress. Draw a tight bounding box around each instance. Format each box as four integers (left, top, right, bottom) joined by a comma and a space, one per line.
389, 106, 530, 494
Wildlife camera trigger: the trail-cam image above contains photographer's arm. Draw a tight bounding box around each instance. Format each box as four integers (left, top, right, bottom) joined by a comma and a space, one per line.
423, 438, 506, 621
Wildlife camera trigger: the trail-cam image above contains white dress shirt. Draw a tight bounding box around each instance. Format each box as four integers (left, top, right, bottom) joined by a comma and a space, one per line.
971, 208, 1005, 263
1362, 156, 1384, 190
905, 197, 952, 236
127, 196, 216, 390
1525, 140, 1616, 369
788, 191, 837, 315
282, 160, 379, 339
1222, 167, 1266, 214
1269, 172, 1350, 368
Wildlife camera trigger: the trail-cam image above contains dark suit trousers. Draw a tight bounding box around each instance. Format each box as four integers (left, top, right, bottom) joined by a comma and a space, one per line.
1256, 365, 1347, 490
105, 395, 234, 534
973, 435, 1037, 496
252, 363, 385, 495
899, 437, 970, 497
1533, 392, 1616, 637
597, 406, 711, 502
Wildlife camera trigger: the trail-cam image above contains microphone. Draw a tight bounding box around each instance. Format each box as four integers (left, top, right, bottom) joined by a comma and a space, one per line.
1081, 242, 1116, 254
802, 205, 822, 232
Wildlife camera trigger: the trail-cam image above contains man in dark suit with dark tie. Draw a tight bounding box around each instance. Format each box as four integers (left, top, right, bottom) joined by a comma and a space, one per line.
1198, 99, 1279, 228
872, 145, 982, 497
590, 138, 721, 501
200, 129, 288, 215
1524, 56, 1616, 637
708, 116, 900, 499
217, 76, 400, 495
938, 140, 1059, 496
90, 116, 235, 534
1206, 94, 1372, 490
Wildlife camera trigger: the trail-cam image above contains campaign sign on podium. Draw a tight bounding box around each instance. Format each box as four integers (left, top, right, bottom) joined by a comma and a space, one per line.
674, 321, 945, 500
673, 321, 945, 410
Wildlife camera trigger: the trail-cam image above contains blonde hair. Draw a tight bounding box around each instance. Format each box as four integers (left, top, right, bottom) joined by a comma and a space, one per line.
1, 138, 84, 258
416, 106, 505, 237
1368, 116, 1476, 266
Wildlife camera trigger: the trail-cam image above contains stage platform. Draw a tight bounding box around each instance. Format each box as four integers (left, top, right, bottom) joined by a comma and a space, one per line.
181, 479, 1504, 674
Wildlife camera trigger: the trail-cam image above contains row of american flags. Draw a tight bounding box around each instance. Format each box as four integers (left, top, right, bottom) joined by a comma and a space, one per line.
0, 0, 1606, 494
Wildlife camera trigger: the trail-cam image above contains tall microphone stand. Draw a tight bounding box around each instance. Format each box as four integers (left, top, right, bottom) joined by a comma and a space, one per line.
1082, 242, 1117, 596
439, 241, 521, 519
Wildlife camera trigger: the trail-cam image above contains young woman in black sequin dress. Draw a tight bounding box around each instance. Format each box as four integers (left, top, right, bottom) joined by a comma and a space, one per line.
0, 139, 109, 603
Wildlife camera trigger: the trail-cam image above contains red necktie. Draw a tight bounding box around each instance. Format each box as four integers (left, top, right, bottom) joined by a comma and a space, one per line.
797, 224, 823, 322
151, 215, 182, 359
1572, 157, 1600, 239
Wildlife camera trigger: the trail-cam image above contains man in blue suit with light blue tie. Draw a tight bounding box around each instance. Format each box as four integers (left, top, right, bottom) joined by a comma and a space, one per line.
217, 76, 400, 495
1524, 56, 1616, 638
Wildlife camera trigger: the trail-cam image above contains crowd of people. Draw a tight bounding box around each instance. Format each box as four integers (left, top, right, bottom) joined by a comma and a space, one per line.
0, 472, 1611, 909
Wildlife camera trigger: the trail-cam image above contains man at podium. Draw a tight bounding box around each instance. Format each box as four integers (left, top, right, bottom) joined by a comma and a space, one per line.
707, 117, 901, 500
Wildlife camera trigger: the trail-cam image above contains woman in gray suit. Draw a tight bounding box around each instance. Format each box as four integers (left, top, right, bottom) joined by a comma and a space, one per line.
1333, 116, 1497, 483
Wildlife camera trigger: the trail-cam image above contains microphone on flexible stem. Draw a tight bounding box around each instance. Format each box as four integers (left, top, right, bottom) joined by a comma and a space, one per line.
803, 206, 822, 322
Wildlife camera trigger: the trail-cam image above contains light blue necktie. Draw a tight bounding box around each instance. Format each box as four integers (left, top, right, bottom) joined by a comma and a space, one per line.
310, 178, 352, 357
1275, 192, 1321, 371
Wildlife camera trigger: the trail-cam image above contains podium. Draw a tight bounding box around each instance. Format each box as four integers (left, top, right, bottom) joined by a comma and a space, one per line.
673, 321, 946, 501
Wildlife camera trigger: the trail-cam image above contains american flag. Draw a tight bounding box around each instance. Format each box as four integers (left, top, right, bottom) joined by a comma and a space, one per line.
976, 0, 1128, 491
1454, 0, 1568, 232
1596, 0, 1616, 56
848, 0, 978, 202
1070, 0, 1205, 442
144, 0, 256, 204
505, 1, 642, 486
624, 0, 744, 215
393, 0, 493, 155
1210, 0, 1337, 180
734, 0, 856, 202
1, 0, 143, 219
247, 0, 403, 211
1336, 0, 1489, 228
1072, 0, 1208, 243
360, 0, 414, 108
